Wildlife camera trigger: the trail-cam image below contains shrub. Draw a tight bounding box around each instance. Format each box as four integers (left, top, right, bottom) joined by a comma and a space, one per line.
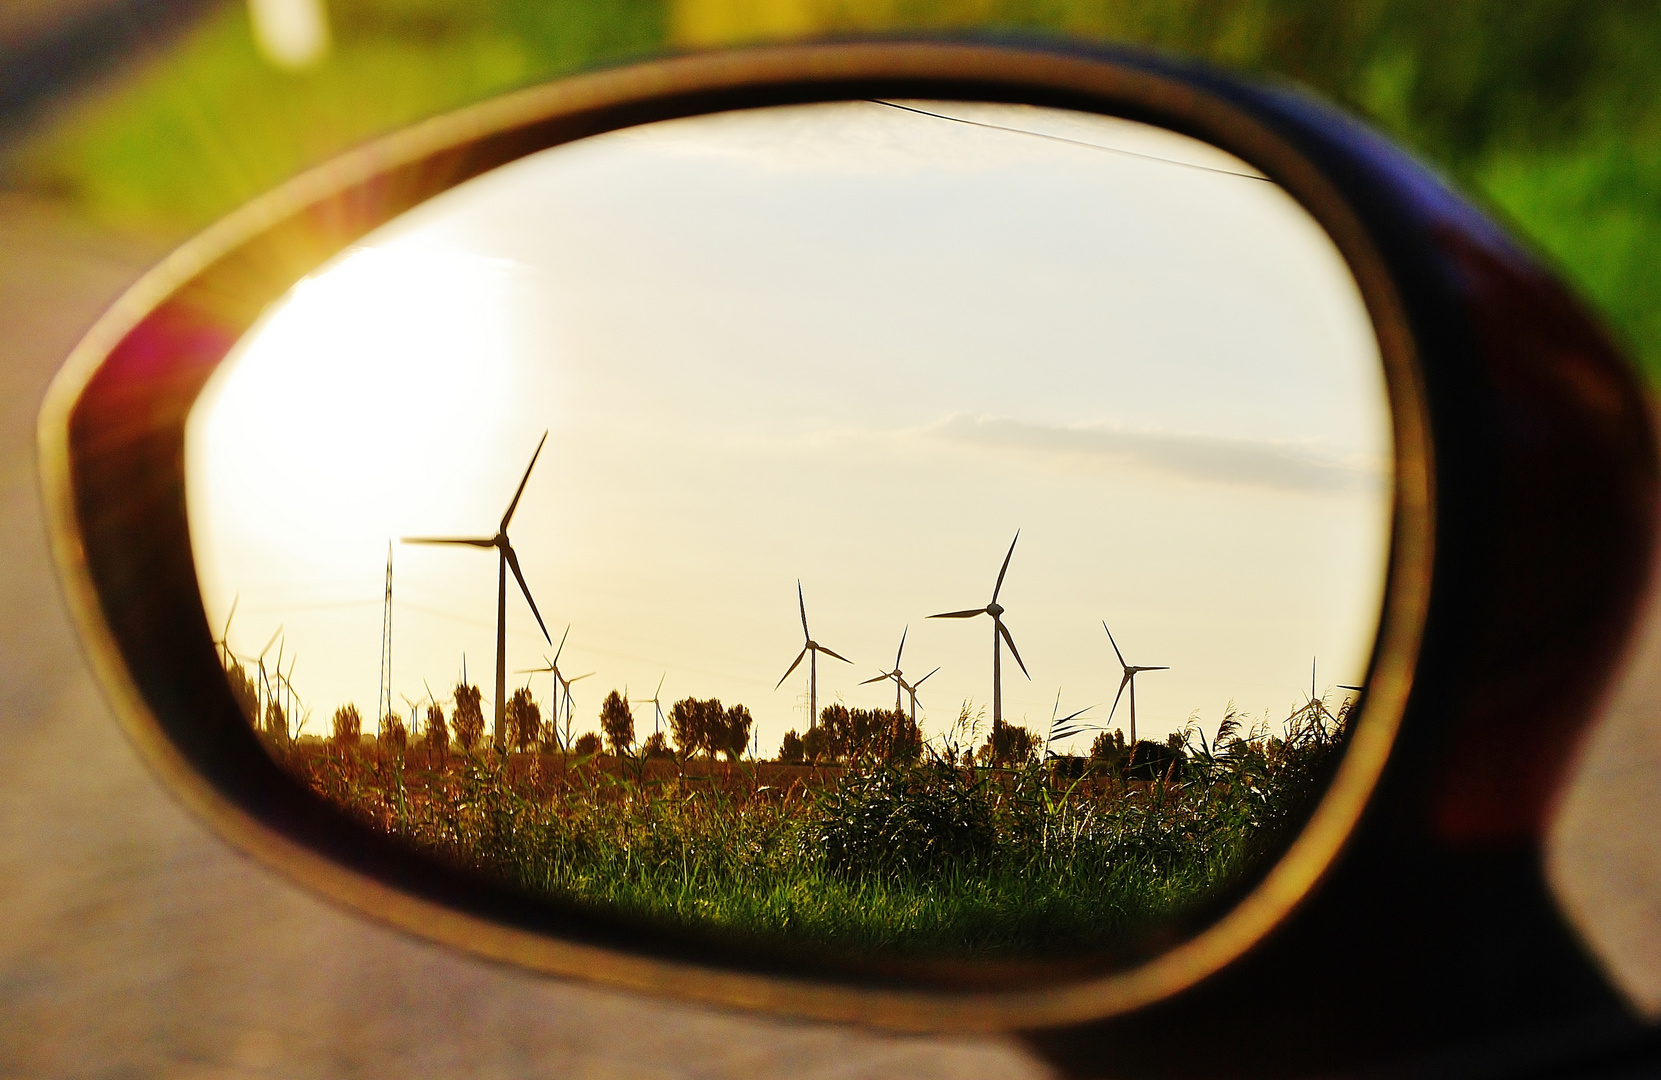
600, 690, 634, 754
778, 729, 805, 764
573, 732, 602, 757
1124, 738, 1183, 781
718, 703, 753, 761
226, 660, 259, 724
452, 681, 484, 753
809, 760, 997, 884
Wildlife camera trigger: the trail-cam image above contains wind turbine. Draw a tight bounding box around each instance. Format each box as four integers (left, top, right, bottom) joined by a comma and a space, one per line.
899, 666, 939, 726
1103, 622, 1167, 746
640, 673, 667, 735
775, 581, 852, 730
930, 531, 1029, 724
557, 669, 594, 749
213, 594, 239, 668
517, 625, 571, 738
255, 625, 282, 728
404, 432, 554, 751
859, 627, 914, 712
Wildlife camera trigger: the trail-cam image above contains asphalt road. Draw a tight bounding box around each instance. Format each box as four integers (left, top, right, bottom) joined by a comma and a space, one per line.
0, 194, 1049, 1079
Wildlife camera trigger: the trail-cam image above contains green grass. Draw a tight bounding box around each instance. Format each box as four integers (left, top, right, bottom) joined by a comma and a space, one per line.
278, 704, 1345, 958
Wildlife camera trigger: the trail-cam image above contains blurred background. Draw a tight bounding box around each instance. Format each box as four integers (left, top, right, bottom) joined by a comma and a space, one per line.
3, 0, 1658, 377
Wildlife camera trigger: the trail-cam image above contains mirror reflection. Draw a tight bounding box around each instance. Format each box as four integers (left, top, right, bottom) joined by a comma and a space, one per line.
187, 100, 1391, 959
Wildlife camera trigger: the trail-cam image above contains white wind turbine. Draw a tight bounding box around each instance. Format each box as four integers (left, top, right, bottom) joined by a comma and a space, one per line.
640, 673, 667, 736
404, 432, 553, 751
930, 531, 1029, 725
860, 626, 918, 712
776, 581, 852, 730
1103, 621, 1167, 747
899, 666, 940, 727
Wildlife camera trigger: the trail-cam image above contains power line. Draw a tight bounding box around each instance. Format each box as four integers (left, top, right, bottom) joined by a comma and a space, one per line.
867, 99, 1273, 182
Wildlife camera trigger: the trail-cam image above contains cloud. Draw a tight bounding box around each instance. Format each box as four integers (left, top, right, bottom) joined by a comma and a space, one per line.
923, 414, 1386, 493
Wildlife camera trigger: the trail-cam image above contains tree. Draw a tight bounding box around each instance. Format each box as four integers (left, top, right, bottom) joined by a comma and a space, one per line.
331, 703, 362, 757
600, 690, 634, 755
813, 704, 920, 763
226, 660, 259, 724
263, 697, 287, 745
802, 725, 832, 764
380, 712, 407, 756
506, 687, 541, 752
718, 703, 753, 761
977, 718, 1039, 768
452, 681, 484, 754
573, 731, 602, 756
778, 729, 805, 764
671, 696, 726, 758
424, 701, 449, 761
640, 731, 672, 759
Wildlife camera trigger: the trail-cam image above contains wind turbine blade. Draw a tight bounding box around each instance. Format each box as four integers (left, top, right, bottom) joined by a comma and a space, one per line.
402, 536, 495, 547
1338, 684, 1365, 691
1102, 621, 1128, 669
776, 647, 808, 689
569, 672, 594, 683
859, 673, 891, 686
914, 666, 940, 687
655, 673, 665, 697
259, 626, 283, 659
930, 608, 987, 619
895, 626, 907, 669
817, 644, 854, 665
221, 594, 238, 645
1107, 673, 1131, 726
998, 620, 1030, 678
1143, 666, 1170, 672
797, 580, 810, 640
552, 624, 570, 665
500, 430, 549, 531
503, 544, 552, 643
991, 530, 1020, 603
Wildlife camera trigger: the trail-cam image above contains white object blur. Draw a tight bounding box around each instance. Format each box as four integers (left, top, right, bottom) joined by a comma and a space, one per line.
248, 0, 330, 70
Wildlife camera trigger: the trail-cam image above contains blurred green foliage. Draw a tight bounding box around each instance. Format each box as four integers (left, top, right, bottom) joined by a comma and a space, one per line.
12, 0, 1661, 376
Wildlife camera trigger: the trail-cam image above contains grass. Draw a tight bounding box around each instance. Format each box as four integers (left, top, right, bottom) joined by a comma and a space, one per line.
269, 701, 1348, 958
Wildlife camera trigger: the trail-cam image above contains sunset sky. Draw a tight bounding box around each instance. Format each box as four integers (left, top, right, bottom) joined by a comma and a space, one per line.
187, 99, 1392, 756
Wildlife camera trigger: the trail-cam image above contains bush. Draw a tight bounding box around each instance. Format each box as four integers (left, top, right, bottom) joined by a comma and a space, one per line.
809, 760, 997, 884
572, 732, 602, 757
778, 729, 805, 764
814, 704, 922, 763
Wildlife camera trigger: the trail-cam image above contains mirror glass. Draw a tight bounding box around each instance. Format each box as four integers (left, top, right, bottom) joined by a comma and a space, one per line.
186, 100, 1391, 961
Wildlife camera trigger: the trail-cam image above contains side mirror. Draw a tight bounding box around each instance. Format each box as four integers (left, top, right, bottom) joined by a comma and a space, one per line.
38, 41, 1657, 1077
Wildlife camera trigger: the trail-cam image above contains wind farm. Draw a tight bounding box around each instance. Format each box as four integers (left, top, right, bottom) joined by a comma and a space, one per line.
184, 95, 1395, 960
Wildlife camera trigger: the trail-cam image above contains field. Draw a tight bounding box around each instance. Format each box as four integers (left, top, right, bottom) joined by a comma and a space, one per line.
264, 705, 1349, 959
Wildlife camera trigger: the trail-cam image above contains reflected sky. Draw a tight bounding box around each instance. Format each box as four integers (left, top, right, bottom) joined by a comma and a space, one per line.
187, 100, 1391, 752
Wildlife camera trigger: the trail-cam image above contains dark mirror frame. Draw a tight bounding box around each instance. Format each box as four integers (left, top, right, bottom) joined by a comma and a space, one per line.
36, 39, 1657, 1075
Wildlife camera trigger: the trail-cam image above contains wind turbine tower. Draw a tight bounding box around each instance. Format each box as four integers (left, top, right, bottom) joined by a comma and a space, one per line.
776, 581, 852, 730
1103, 621, 1167, 746
404, 433, 554, 751
930, 531, 1030, 724
378, 542, 393, 731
